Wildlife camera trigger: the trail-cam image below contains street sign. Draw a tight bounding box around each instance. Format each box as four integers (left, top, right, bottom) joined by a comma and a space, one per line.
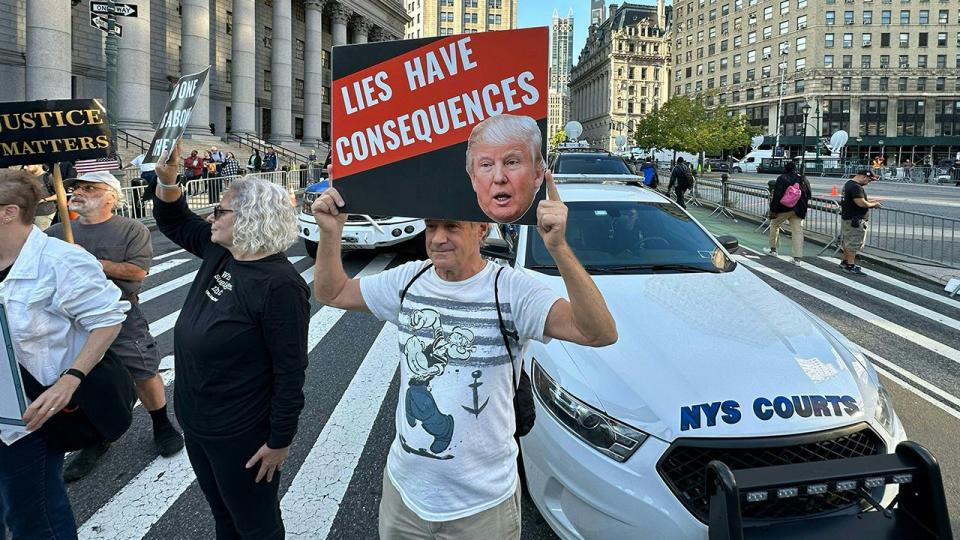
89, 14, 123, 37
89, 2, 138, 17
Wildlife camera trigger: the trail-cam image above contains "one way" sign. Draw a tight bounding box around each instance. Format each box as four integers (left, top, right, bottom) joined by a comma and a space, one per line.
89, 14, 123, 37
89, 2, 139, 18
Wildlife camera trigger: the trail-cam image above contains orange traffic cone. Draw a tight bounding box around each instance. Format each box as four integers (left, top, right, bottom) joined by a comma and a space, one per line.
830, 185, 839, 197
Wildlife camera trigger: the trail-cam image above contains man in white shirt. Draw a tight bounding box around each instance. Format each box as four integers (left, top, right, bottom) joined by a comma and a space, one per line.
311, 168, 617, 537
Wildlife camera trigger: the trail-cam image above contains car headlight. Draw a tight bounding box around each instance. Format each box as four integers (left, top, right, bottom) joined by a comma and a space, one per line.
532, 359, 648, 462
874, 384, 901, 437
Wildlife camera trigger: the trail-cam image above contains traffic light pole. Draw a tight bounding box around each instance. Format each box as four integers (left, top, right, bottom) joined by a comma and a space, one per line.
105, 0, 119, 150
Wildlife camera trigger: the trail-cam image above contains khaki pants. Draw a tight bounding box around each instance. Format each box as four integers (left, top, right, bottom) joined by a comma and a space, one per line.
378, 471, 521, 540
769, 211, 804, 258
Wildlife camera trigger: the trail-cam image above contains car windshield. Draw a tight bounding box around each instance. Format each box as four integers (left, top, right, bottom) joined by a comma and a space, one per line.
553, 154, 633, 175
525, 201, 735, 274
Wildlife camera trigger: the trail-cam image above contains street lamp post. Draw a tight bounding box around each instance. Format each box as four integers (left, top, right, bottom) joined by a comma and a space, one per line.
800, 103, 811, 173
105, 0, 119, 151
773, 48, 788, 155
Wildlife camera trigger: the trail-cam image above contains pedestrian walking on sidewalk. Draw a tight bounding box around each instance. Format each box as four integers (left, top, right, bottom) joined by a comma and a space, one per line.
839, 169, 882, 275
669, 157, 694, 208
46, 172, 184, 482
310, 124, 617, 539
153, 145, 309, 540
0, 169, 129, 540
765, 161, 811, 265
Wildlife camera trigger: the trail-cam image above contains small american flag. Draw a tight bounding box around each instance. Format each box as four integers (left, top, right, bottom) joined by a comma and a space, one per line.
75, 155, 122, 175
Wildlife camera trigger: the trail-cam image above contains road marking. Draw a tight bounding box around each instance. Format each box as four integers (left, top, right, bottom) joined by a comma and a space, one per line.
153, 249, 185, 261
735, 256, 960, 366
818, 256, 960, 309
78, 255, 392, 539
147, 258, 190, 277
859, 348, 960, 413
742, 248, 960, 332
872, 364, 960, 422
281, 324, 399, 538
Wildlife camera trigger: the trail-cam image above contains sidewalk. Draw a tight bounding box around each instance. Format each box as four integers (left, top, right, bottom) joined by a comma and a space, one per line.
687, 205, 960, 286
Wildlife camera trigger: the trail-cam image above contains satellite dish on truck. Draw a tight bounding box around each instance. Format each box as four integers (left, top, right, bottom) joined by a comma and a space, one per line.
615, 135, 627, 150
829, 130, 849, 154
750, 135, 765, 150
564, 121, 583, 142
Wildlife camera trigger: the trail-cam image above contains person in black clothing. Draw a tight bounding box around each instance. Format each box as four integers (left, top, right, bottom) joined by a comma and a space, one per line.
669, 157, 694, 208
153, 145, 309, 540
766, 161, 812, 265
839, 169, 882, 275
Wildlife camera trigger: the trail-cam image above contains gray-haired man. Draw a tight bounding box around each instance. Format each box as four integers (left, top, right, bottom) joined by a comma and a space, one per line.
46, 171, 184, 481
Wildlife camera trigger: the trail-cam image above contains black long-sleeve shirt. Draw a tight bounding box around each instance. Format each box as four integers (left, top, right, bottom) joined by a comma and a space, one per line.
154, 195, 309, 448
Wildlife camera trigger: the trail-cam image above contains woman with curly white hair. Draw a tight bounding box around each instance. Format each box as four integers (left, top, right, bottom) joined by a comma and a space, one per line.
153, 145, 309, 540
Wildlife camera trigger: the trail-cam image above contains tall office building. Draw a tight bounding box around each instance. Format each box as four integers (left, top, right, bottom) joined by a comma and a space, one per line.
549, 8, 575, 138
670, 0, 960, 162
569, 2, 671, 151
403, 0, 517, 40
591, 0, 606, 26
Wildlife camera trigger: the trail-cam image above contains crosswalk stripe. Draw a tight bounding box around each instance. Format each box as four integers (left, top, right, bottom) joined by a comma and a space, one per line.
139, 271, 198, 304
860, 348, 960, 412
282, 324, 399, 538
78, 255, 393, 539
148, 258, 190, 277
818, 256, 960, 310
735, 256, 960, 366
871, 363, 960, 422
153, 249, 186, 261
742, 249, 960, 332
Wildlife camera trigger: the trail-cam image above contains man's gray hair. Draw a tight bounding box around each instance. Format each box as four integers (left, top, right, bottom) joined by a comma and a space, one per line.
465, 114, 544, 175
227, 178, 299, 255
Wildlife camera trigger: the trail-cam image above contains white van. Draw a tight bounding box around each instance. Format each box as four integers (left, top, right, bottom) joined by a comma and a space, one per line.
732, 149, 773, 173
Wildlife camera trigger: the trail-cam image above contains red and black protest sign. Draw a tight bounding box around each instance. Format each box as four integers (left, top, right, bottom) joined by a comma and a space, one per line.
0, 99, 113, 168
332, 27, 548, 224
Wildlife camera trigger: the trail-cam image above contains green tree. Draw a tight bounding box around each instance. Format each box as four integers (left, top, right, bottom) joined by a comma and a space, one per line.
549, 130, 567, 148
633, 96, 759, 160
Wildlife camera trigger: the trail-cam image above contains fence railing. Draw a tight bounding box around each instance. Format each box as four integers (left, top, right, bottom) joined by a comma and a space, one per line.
671, 177, 960, 269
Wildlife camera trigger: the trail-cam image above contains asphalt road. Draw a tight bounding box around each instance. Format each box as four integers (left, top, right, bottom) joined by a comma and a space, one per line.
57, 225, 960, 539
730, 172, 960, 220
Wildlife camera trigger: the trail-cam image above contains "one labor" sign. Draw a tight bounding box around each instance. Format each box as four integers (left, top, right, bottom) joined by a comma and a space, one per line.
145, 67, 210, 164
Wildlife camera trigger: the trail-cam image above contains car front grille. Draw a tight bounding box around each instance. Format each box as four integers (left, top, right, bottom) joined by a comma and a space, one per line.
656, 424, 885, 523
346, 215, 391, 222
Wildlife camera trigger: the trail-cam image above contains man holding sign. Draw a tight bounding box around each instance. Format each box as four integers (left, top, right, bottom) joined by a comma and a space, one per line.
311, 172, 617, 537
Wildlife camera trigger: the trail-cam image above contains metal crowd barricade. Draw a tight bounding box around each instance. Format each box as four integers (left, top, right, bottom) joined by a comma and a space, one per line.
243, 171, 288, 189
115, 175, 243, 220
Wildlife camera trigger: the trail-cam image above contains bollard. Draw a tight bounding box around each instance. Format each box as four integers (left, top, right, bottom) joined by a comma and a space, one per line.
720, 173, 730, 209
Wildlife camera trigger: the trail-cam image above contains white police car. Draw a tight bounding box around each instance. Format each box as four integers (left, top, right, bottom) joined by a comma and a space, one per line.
495, 182, 909, 538
298, 181, 425, 257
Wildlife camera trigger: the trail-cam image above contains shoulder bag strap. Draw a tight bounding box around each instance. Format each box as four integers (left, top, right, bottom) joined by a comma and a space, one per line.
399, 262, 434, 305
495, 266, 521, 388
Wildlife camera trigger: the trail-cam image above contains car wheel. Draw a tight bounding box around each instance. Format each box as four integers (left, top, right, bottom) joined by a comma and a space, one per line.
304, 239, 318, 259
733, 166, 742, 173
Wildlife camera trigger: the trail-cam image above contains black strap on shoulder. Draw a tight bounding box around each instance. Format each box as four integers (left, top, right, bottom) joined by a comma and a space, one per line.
495, 266, 521, 388
399, 262, 434, 304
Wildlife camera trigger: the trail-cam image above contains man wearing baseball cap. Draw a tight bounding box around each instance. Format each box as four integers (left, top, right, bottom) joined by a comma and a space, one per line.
46, 171, 184, 481
839, 169, 882, 275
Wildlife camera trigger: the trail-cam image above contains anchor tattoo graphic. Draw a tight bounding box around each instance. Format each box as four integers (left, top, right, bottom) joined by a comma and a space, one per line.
461, 370, 489, 418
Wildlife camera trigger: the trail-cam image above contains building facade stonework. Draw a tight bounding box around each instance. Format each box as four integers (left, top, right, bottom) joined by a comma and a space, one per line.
569, 2, 671, 152
0, 0, 409, 147
671, 0, 960, 161
402, 0, 516, 40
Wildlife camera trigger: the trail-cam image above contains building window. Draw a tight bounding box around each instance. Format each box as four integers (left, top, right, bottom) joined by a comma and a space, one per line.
780, 0, 789, 15
226, 11, 233, 35
880, 33, 890, 47
781, 20, 791, 34
796, 57, 806, 70
783, 101, 806, 136
863, 11, 873, 25
881, 10, 891, 25
842, 55, 852, 68
796, 36, 806, 51
295, 2, 305, 22
295, 78, 304, 99
843, 33, 853, 48
899, 55, 909, 68
822, 99, 850, 135
226, 59, 232, 83
938, 33, 948, 47
918, 55, 928, 68
898, 77, 908, 91
826, 11, 835, 25
938, 9, 948, 24
862, 55, 872, 68
936, 100, 960, 136
296, 39, 304, 60
879, 77, 888, 91
797, 0, 807, 8
824, 54, 834, 67
900, 10, 910, 25
919, 10, 929, 25
795, 79, 805, 92
917, 77, 927, 91
322, 85, 330, 105
264, 70, 271, 92
897, 99, 925, 136
322, 50, 330, 69
264, 26, 272, 48
919, 33, 928, 47
859, 99, 888, 137
844, 11, 854, 25
938, 54, 947, 68
841, 77, 852, 91
746, 106, 768, 128
825, 34, 834, 48
936, 77, 946, 91
861, 77, 871, 91
295, 117, 303, 139
747, 88, 755, 100
764, 6, 773, 20
862, 33, 872, 47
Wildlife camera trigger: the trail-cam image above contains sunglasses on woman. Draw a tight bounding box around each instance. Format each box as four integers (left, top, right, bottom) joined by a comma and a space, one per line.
213, 205, 235, 220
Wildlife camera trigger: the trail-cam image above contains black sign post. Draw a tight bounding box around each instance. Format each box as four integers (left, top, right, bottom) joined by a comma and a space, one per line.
89, 1, 138, 17
0, 98, 115, 242
145, 67, 211, 164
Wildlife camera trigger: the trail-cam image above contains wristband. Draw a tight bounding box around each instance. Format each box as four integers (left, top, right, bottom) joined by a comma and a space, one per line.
60, 368, 86, 383
157, 181, 181, 191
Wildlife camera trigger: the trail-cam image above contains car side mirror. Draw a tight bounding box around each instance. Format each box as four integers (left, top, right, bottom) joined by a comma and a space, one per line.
481, 237, 515, 262
716, 235, 739, 253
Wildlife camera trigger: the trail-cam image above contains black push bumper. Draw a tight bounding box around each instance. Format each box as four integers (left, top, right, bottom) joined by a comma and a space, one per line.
707, 441, 953, 539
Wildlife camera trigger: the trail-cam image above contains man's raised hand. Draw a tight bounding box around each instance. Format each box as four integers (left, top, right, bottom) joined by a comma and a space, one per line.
536, 171, 568, 251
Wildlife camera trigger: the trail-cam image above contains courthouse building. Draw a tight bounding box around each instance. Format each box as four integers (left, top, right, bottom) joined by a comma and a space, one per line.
569, 2, 672, 152
670, 0, 960, 162
0, 0, 409, 147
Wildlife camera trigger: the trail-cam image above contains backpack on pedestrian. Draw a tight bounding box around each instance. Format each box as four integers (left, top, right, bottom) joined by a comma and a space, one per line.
779, 182, 802, 208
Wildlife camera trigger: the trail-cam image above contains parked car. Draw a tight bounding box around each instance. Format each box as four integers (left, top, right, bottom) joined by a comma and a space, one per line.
548, 147, 645, 185
297, 181, 425, 258
487, 181, 910, 539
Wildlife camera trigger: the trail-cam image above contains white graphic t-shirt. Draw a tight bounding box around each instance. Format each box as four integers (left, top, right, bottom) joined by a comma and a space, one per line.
361, 261, 561, 521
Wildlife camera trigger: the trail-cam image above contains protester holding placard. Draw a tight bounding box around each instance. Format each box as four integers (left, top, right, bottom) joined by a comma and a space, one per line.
310, 173, 617, 539
152, 145, 309, 539
0, 169, 129, 539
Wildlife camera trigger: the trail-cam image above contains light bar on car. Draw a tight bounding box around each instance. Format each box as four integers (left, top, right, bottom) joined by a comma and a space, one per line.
742, 474, 915, 504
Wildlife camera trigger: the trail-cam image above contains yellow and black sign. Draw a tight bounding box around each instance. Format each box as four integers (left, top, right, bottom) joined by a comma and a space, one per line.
0, 99, 114, 167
